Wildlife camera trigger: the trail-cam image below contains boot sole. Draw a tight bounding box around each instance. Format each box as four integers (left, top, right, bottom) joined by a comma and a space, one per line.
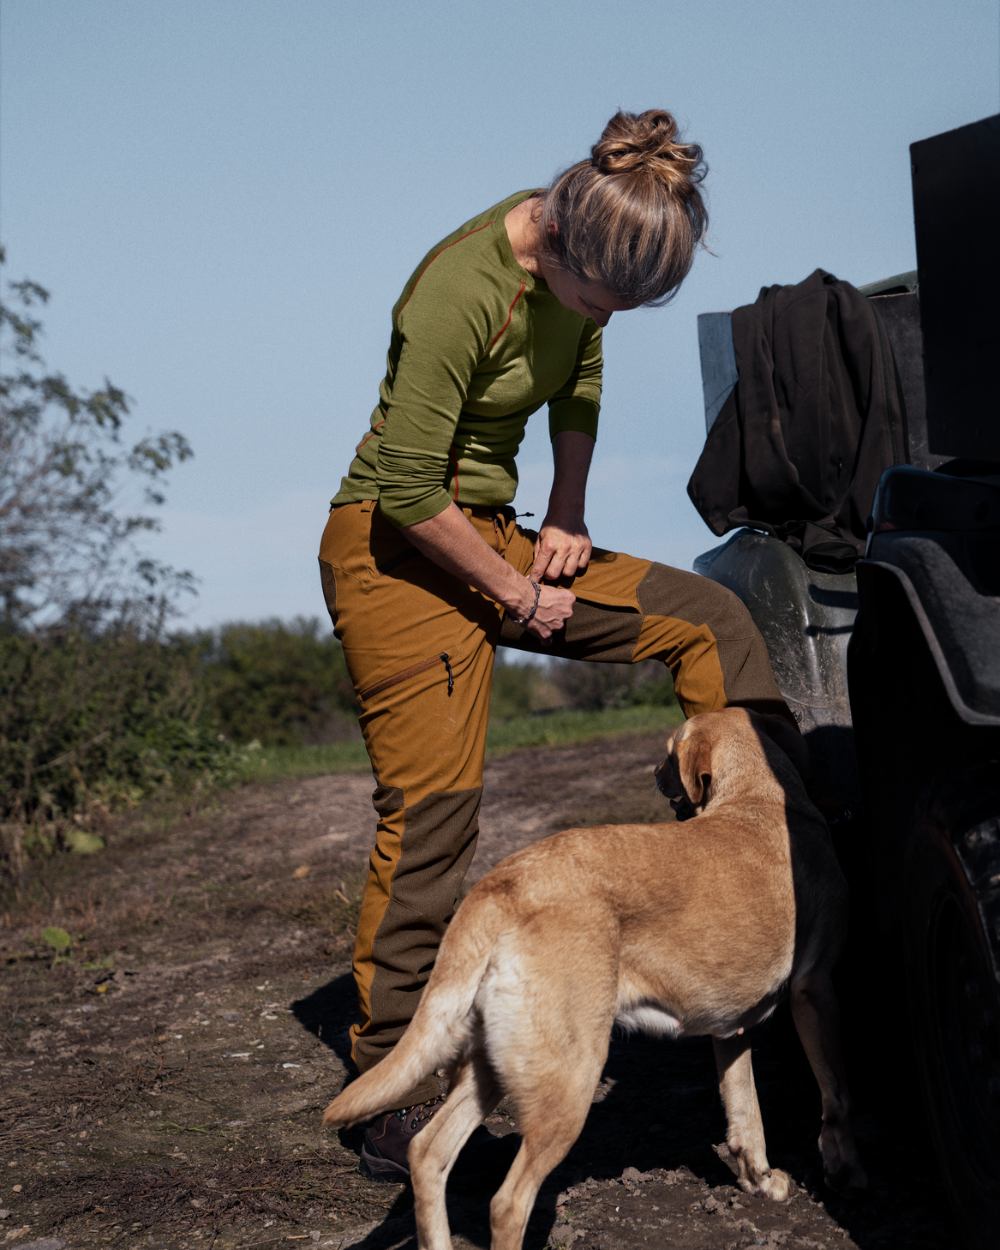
359, 1144, 410, 1183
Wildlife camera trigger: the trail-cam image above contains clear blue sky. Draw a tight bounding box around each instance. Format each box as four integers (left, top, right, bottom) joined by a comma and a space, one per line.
2, 0, 998, 629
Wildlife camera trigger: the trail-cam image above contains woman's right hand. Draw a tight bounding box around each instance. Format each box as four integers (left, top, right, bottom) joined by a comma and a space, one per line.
403, 505, 577, 641
525, 583, 575, 641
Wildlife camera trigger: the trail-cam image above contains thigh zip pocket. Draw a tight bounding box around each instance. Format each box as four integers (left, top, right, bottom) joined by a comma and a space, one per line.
358, 652, 455, 702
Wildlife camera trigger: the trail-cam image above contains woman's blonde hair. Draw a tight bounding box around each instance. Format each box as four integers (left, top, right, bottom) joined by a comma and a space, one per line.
540, 109, 708, 306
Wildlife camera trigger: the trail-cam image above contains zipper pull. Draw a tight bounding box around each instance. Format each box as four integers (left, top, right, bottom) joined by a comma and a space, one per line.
440, 652, 454, 697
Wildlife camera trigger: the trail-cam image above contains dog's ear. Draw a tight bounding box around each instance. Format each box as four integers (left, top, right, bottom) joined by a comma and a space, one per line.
674, 727, 713, 810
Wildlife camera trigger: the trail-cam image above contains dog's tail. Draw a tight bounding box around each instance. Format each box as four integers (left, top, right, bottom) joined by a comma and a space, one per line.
321, 891, 501, 1128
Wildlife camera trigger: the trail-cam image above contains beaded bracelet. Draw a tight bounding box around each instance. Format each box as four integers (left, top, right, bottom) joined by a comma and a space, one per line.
513, 578, 541, 626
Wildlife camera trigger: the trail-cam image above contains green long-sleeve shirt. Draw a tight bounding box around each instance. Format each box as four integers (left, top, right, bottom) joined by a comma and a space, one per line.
332, 189, 603, 527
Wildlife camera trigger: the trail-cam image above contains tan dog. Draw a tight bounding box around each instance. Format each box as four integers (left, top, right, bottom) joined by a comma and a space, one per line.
323, 707, 865, 1250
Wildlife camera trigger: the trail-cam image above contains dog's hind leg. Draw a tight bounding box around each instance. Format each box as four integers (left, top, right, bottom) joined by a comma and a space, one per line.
713, 1034, 791, 1201
409, 1049, 502, 1250
488, 1047, 606, 1250
790, 971, 867, 1193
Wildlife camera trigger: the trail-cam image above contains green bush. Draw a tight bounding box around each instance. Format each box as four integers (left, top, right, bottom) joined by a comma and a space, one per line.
490, 653, 677, 720
547, 656, 677, 713
192, 617, 356, 747
489, 653, 563, 720
0, 610, 679, 881
0, 617, 356, 854
0, 625, 239, 870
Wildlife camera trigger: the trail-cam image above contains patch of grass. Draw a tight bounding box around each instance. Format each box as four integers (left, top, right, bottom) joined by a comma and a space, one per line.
229, 704, 682, 785
229, 739, 371, 783
487, 702, 681, 751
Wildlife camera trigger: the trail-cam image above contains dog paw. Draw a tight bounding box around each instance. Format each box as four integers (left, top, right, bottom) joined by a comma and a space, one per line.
757, 1168, 792, 1202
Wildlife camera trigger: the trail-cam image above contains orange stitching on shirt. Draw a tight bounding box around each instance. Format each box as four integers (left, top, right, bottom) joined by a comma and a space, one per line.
398, 221, 494, 315
488, 281, 527, 350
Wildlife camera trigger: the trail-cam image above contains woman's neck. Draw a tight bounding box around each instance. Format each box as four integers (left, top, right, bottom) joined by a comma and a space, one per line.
505, 197, 545, 277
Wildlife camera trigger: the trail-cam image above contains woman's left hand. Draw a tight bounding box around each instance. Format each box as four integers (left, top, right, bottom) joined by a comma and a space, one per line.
531, 512, 592, 581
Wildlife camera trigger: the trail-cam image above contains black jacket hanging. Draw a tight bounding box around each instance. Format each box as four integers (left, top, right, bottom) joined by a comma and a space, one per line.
687, 269, 907, 573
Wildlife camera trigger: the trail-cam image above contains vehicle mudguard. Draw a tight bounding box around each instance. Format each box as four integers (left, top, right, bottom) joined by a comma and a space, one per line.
694, 529, 860, 816
694, 529, 857, 731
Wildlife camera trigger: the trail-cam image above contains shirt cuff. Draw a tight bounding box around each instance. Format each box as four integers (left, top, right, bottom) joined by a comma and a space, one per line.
548, 397, 599, 441
376, 484, 454, 528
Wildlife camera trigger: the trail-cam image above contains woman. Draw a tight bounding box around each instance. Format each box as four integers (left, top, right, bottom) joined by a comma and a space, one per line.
319, 109, 790, 1179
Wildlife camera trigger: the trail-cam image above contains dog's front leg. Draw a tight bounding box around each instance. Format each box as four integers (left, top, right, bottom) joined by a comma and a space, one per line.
790, 972, 867, 1193
712, 1034, 791, 1201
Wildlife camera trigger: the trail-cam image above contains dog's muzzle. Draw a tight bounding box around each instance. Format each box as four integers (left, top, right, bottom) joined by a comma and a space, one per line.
654, 760, 697, 822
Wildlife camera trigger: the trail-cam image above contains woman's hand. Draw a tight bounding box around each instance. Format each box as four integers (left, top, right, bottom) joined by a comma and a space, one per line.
531, 513, 593, 582
534, 431, 595, 582
404, 504, 578, 641
525, 582, 576, 641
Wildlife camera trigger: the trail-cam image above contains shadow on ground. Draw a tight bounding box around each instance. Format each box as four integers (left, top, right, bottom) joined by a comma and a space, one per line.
294, 975, 954, 1250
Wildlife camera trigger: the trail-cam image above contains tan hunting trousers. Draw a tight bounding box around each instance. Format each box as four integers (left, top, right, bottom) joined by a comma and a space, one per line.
319, 500, 788, 1107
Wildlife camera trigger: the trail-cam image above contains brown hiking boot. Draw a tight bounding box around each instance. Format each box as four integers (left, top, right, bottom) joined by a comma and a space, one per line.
359, 1096, 444, 1181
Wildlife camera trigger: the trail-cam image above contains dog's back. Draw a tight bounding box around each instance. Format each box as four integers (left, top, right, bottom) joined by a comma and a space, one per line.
473, 791, 802, 1041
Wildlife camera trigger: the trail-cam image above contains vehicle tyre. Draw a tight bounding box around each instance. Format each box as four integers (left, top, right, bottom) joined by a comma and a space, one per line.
902, 770, 1000, 1249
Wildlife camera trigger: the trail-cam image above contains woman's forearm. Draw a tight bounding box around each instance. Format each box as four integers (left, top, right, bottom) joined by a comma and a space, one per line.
531, 431, 596, 581
402, 503, 576, 639
402, 504, 536, 617
547, 430, 595, 518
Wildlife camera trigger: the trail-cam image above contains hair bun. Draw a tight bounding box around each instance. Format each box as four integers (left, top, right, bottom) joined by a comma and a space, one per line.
592, 109, 703, 184
540, 106, 708, 305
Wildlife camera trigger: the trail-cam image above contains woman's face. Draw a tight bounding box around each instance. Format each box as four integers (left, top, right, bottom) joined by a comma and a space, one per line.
542, 269, 638, 327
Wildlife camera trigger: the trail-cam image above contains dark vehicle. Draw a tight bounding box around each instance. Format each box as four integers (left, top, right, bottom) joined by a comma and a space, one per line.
690, 115, 1000, 1249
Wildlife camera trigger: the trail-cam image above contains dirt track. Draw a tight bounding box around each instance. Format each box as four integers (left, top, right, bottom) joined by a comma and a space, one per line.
1, 732, 957, 1249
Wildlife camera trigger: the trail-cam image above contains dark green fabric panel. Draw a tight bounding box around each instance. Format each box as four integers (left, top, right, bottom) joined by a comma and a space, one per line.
388, 788, 482, 918
635, 561, 748, 636
637, 561, 787, 714
500, 596, 641, 662
361, 787, 482, 1066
